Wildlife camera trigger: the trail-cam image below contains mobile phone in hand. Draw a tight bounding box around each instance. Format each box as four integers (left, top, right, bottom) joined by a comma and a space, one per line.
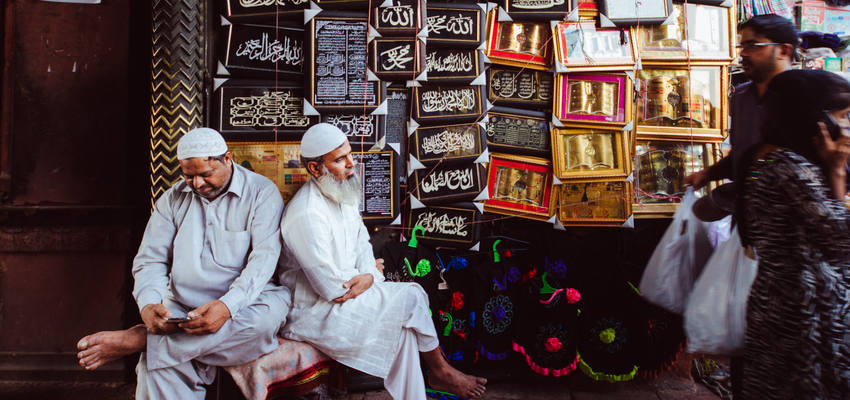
166, 317, 191, 323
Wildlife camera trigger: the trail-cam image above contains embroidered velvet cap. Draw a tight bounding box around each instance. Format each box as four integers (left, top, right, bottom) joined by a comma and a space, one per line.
301, 123, 347, 158
177, 128, 228, 160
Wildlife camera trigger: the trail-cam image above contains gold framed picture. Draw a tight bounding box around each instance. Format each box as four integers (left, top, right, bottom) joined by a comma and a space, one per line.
551, 127, 630, 180
557, 180, 632, 226
634, 64, 728, 141
553, 73, 633, 126
633, 140, 723, 217
633, 3, 735, 63
227, 141, 309, 203
485, 10, 552, 71
552, 22, 636, 72
485, 153, 555, 221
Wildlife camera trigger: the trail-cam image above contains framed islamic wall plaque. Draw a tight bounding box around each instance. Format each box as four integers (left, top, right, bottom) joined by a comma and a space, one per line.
227, 141, 309, 203
552, 22, 636, 72
484, 14, 552, 70
412, 163, 487, 205
553, 73, 632, 126
306, 12, 385, 113
214, 80, 317, 141
487, 67, 553, 109
407, 205, 481, 248
485, 106, 550, 157
500, 0, 576, 21
485, 154, 554, 221
373, 0, 425, 36
557, 180, 632, 226
551, 127, 629, 180
385, 86, 409, 143
425, 48, 485, 85
598, 0, 673, 27
220, 24, 304, 78
412, 85, 486, 125
633, 3, 734, 63
222, 0, 308, 20
635, 65, 727, 141
426, 3, 486, 48
320, 114, 385, 150
369, 38, 425, 81
633, 140, 722, 217
411, 123, 485, 166
352, 151, 399, 225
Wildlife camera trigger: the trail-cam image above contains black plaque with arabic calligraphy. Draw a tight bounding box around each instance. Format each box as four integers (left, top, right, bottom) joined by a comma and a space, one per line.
320, 113, 385, 151
373, 0, 425, 36
213, 80, 317, 141
352, 151, 399, 225
407, 205, 481, 248
425, 48, 484, 85
413, 163, 486, 205
220, 24, 303, 78
412, 123, 484, 166
306, 12, 386, 113
487, 67, 553, 109
501, 0, 576, 21
486, 106, 550, 156
425, 3, 486, 48
221, 0, 308, 20
369, 38, 425, 82
412, 85, 485, 126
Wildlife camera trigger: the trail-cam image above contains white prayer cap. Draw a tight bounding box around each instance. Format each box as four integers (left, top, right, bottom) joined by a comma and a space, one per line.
177, 128, 228, 160
301, 123, 347, 158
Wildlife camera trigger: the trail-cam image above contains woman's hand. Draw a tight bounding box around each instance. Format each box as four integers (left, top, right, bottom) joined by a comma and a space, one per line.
815, 121, 850, 199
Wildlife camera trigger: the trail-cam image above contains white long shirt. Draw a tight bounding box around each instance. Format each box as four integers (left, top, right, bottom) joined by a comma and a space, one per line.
279, 179, 418, 378
132, 164, 284, 316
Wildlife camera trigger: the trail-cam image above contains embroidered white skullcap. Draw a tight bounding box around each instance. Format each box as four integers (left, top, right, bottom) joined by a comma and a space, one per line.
300, 123, 347, 158
177, 128, 228, 160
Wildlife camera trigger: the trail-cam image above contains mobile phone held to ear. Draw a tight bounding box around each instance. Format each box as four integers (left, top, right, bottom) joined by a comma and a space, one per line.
821, 110, 843, 140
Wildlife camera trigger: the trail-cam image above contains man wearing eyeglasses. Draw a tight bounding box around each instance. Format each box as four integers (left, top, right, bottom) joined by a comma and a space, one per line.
683, 14, 798, 191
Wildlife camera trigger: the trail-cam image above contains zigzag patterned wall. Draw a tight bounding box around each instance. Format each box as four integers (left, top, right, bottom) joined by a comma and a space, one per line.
149, 0, 206, 206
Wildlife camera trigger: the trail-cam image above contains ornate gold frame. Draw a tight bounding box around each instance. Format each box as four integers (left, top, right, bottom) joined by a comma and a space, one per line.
551, 126, 630, 180
484, 153, 555, 221
632, 3, 736, 63
556, 180, 633, 226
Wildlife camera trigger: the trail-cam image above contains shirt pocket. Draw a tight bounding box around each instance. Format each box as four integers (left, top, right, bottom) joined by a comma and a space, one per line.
211, 228, 251, 269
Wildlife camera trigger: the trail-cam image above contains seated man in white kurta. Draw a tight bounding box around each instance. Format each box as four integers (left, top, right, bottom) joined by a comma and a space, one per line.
278, 123, 487, 400
75, 128, 290, 399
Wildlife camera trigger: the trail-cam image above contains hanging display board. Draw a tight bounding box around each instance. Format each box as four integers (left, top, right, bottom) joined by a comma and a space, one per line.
500, 0, 576, 21
373, 0, 426, 36
597, 0, 673, 27
485, 106, 550, 156
220, 24, 304, 78
487, 67, 553, 109
485, 153, 554, 221
633, 3, 735, 62
369, 38, 425, 81
411, 123, 485, 166
425, 48, 485, 85
407, 205, 481, 248
214, 80, 317, 141
550, 127, 630, 180
305, 12, 385, 113
552, 22, 637, 72
222, 0, 308, 20
553, 73, 632, 126
425, 3, 486, 48
353, 151, 399, 225
412, 163, 487, 205
484, 15, 552, 70
320, 113, 385, 149
557, 180, 633, 226
412, 85, 486, 125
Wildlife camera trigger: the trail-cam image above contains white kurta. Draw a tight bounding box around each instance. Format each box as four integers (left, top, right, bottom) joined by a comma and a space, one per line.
279, 180, 427, 379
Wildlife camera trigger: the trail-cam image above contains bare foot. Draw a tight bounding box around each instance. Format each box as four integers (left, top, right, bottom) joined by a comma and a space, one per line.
427, 365, 487, 398
76, 324, 146, 371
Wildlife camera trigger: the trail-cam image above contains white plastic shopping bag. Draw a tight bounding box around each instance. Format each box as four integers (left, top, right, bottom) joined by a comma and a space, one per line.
639, 188, 713, 314
685, 227, 758, 355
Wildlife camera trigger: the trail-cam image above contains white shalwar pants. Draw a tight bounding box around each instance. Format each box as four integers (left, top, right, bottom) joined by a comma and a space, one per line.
384, 285, 441, 400
134, 285, 290, 400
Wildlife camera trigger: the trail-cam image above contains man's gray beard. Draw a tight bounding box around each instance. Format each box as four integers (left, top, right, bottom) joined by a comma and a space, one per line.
315, 165, 362, 205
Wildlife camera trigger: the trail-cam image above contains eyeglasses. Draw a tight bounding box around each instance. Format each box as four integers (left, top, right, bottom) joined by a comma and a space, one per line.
735, 42, 780, 52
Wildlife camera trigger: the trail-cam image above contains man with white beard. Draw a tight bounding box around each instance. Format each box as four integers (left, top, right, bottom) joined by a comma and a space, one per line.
278, 123, 487, 400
